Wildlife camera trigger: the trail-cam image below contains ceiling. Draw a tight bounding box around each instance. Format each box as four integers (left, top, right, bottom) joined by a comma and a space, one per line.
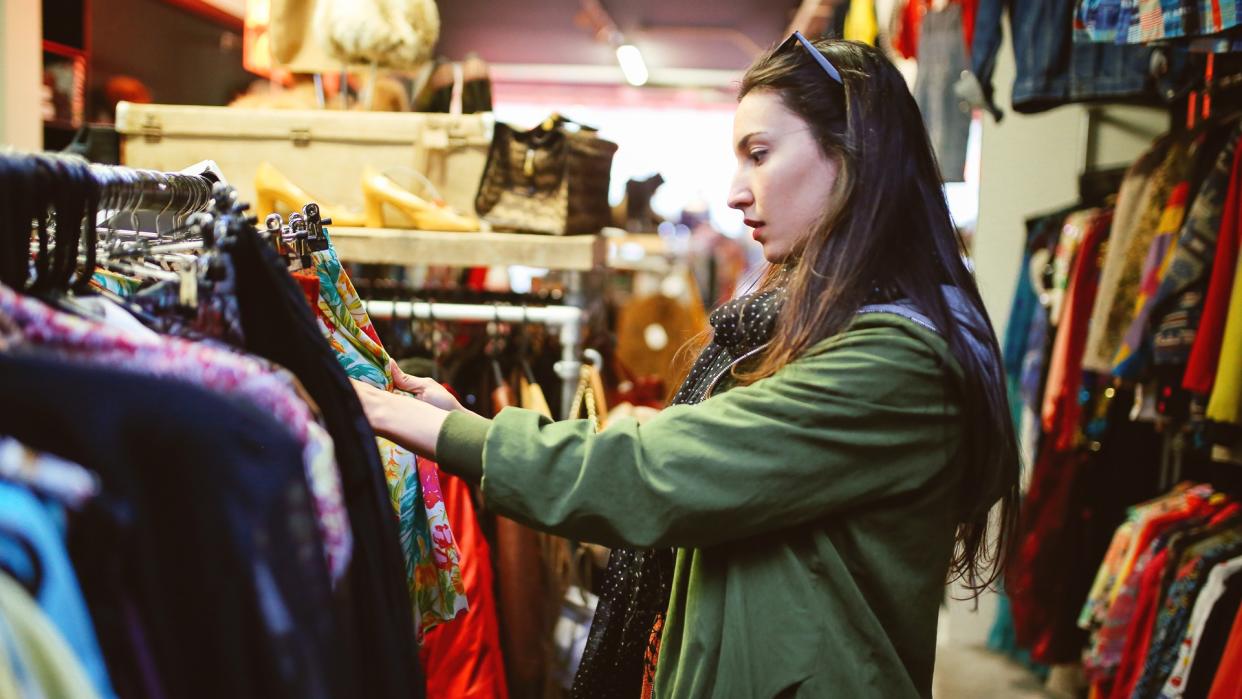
435, 0, 804, 73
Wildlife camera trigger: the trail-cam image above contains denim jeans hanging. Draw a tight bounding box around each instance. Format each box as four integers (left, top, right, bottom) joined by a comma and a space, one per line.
915, 3, 972, 182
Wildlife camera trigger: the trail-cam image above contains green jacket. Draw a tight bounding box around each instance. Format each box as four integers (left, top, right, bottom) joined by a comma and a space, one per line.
437, 314, 965, 697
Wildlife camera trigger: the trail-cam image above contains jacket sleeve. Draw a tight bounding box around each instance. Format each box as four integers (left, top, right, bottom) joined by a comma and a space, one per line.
968, 0, 1006, 120
448, 323, 963, 549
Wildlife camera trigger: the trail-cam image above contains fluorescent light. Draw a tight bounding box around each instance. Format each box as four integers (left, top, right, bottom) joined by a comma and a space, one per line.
615, 44, 649, 87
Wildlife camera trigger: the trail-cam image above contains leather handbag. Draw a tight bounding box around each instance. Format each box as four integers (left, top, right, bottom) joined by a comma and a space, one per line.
474, 115, 618, 235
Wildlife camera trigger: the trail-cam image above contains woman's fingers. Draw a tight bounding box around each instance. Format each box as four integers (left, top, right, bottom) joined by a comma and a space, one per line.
388, 359, 433, 393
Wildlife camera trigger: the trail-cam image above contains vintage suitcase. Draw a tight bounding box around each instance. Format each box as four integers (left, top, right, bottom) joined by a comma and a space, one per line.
115, 102, 493, 225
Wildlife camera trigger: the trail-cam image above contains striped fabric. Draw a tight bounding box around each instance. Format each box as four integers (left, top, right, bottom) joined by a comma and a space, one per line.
1076, 0, 1242, 42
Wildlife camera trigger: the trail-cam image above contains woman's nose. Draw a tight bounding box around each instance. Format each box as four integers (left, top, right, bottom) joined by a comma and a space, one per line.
727, 175, 753, 211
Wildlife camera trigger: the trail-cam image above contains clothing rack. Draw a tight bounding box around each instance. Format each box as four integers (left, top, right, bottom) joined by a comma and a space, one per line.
90, 163, 217, 214
362, 299, 586, 415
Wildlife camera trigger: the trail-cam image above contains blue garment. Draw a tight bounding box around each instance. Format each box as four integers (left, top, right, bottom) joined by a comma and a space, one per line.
971, 0, 1156, 117
1076, 0, 1128, 42
0, 482, 116, 699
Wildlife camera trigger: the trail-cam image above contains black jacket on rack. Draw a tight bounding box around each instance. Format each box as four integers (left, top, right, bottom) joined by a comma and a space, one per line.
0, 351, 346, 699
228, 228, 425, 699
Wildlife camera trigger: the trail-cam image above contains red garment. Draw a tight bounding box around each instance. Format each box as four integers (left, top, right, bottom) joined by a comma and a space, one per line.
1208, 601, 1242, 699
1043, 210, 1112, 451
1009, 446, 1093, 659
420, 468, 509, 699
291, 269, 321, 308
465, 267, 490, 291
1185, 142, 1242, 394
1110, 548, 1172, 699
892, 0, 978, 60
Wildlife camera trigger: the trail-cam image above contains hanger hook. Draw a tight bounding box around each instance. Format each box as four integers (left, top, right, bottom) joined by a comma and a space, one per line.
154, 172, 173, 239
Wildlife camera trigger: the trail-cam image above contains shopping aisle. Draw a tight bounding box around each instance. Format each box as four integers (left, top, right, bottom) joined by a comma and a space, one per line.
933, 643, 1058, 699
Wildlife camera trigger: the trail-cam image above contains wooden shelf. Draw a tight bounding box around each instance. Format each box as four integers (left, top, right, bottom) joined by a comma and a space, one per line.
329, 227, 608, 271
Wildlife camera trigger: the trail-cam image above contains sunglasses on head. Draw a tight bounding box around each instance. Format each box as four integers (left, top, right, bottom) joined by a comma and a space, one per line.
779, 31, 843, 85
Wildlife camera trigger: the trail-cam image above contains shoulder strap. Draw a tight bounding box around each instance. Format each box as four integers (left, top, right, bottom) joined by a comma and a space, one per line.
855, 302, 940, 335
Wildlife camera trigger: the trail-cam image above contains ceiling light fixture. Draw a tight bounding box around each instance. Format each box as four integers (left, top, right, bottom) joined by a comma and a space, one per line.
578, 0, 651, 87
615, 44, 649, 86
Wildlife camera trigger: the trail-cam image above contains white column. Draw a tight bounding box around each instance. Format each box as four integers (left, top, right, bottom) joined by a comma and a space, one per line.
1, 0, 43, 150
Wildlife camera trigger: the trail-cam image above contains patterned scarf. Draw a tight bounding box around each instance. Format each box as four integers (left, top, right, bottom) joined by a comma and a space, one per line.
572, 287, 784, 699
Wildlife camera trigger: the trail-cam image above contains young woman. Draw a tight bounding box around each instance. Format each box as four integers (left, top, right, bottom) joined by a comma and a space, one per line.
354, 35, 1021, 698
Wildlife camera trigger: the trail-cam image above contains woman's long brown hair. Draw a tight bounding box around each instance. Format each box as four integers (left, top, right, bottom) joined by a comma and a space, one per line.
729, 39, 1021, 597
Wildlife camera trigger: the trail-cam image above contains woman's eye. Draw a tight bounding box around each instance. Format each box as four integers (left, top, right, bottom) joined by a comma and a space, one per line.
748, 149, 767, 164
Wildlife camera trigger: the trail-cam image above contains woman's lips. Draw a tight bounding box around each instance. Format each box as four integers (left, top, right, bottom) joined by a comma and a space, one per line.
744, 219, 766, 240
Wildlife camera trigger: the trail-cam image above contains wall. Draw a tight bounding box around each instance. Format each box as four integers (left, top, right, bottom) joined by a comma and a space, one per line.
945, 19, 1166, 646
1, 0, 43, 149
88, 0, 251, 117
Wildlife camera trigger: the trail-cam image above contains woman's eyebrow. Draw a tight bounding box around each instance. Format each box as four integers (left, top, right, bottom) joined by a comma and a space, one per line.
736, 131, 769, 152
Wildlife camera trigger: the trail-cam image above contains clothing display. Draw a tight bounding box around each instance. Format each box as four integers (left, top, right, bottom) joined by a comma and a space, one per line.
893, 0, 978, 63
913, 2, 972, 182
0, 154, 435, 699
0, 571, 104, 699
968, 0, 1157, 116
1075, 0, 1242, 44
1000, 118, 1242, 695
28, 2, 1242, 695
419, 467, 509, 699
302, 237, 467, 636
0, 478, 113, 699
228, 218, 424, 699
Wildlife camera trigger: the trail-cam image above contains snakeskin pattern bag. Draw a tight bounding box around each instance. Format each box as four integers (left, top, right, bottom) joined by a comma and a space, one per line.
475, 116, 617, 235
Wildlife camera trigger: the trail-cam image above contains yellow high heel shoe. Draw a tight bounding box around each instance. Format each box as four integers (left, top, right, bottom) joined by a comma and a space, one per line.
254, 162, 366, 227
361, 167, 481, 232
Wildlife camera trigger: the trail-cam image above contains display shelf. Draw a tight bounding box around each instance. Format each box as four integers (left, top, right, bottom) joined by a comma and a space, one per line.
606, 233, 673, 273
328, 226, 608, 271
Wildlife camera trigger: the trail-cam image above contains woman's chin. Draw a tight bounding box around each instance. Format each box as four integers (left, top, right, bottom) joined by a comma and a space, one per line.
761, 244, 791, 264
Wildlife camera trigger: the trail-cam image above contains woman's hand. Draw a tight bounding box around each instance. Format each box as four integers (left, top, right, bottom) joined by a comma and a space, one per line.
351, 377, 451, 458
388, 360, 466, 413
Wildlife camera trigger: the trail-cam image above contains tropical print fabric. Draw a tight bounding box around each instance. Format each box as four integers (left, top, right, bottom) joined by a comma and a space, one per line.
88, 269, 142, 297
306, 238, 467, 637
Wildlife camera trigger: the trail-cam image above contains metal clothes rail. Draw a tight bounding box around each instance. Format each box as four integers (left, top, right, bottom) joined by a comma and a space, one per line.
361, 299, 586, 416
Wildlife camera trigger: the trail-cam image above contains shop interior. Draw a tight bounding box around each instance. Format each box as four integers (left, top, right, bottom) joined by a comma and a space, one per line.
2, 0, 1242, 697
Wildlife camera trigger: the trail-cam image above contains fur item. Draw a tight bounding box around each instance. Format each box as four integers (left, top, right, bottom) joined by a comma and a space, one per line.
314, 0, 440, 70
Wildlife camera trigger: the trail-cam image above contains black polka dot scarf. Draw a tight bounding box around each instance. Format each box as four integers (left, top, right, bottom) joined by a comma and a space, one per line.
571, 287, 785, 699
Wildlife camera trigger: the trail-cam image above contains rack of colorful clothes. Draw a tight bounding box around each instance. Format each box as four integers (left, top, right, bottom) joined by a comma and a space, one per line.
1080, 484, 1242, 699
253, 192, 614, 697
328, 224, 608, 416
352, 286, 605, 699
993, 101, 1242, 697
0, 151, 489, 699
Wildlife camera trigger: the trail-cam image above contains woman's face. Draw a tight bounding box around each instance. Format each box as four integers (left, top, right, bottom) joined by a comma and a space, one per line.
728, 90, 842, 263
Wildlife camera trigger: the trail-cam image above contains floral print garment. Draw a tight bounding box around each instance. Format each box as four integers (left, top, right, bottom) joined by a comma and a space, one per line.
0, 282, 353, 583
307, 240, 467, 637
1159, 554, 1242, 698
1132, 528, 1242, 699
